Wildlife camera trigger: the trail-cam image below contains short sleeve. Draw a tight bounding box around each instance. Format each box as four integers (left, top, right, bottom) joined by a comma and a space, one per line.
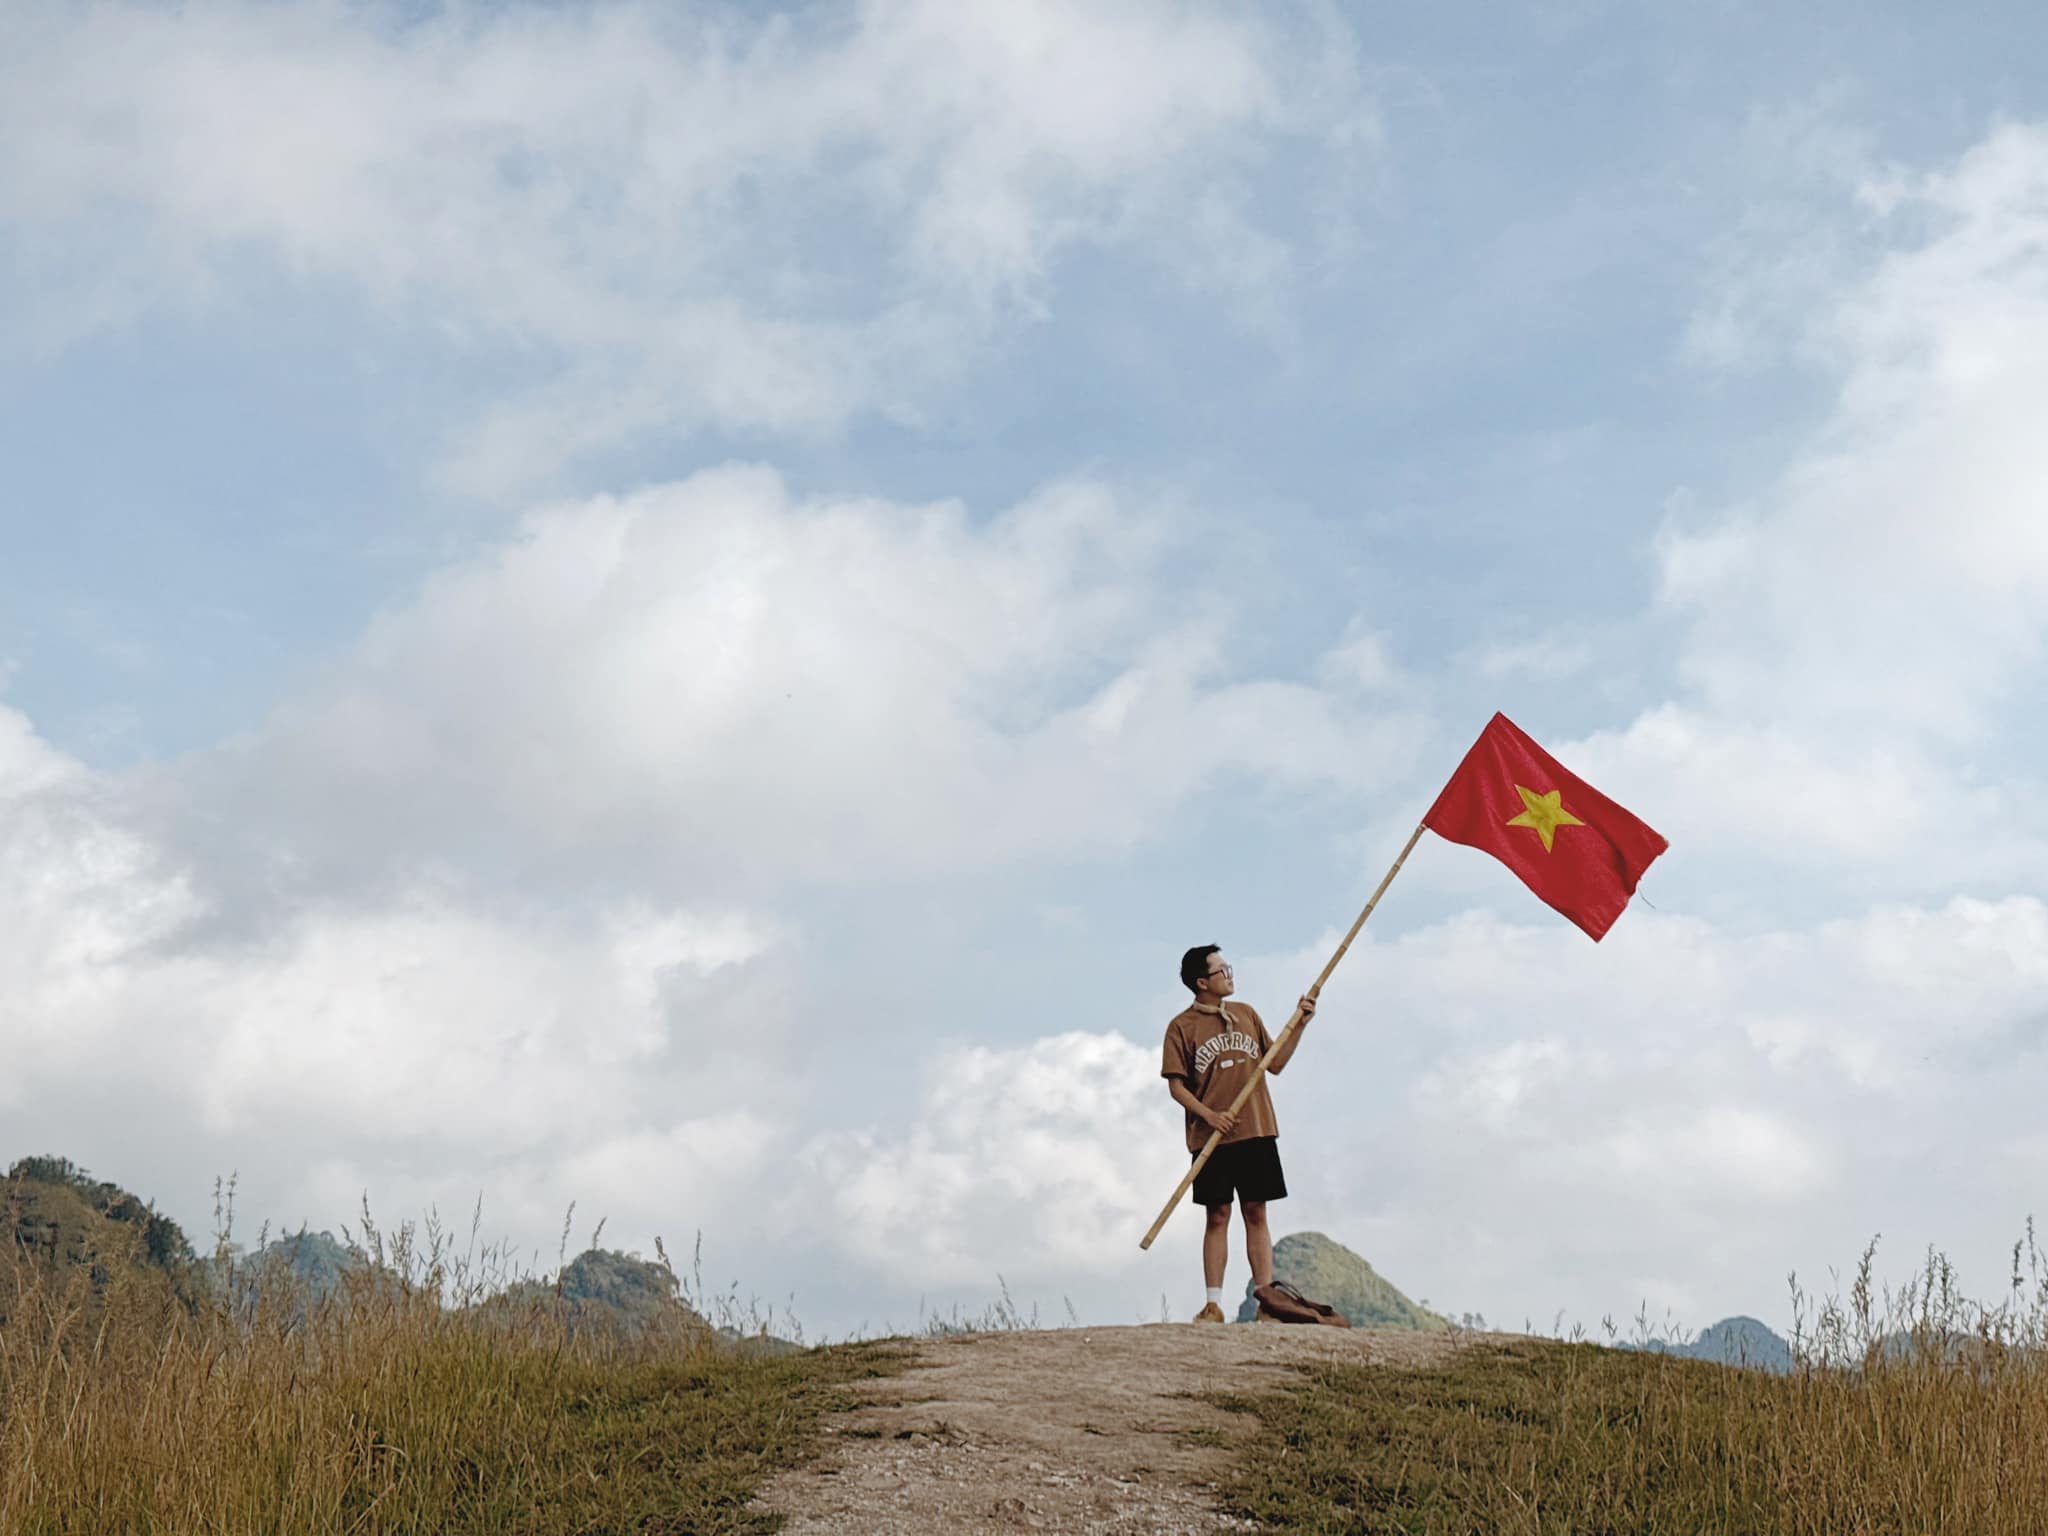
1161, 1020, 1191, 1080
1249, 1005, 1272, 1053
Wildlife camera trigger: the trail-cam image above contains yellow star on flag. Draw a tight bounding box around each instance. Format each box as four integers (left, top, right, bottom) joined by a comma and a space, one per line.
1505, 784, 1584, 853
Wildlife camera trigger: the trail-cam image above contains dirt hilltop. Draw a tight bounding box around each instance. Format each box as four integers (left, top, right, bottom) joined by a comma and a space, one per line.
755, 1321, 1505, 1534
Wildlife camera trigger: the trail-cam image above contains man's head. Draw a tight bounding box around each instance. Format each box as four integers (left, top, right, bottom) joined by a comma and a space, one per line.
1180, 944, 1234, 1000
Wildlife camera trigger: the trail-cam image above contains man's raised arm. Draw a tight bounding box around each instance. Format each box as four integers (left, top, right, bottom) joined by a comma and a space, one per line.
1263, 993, 1317, 1074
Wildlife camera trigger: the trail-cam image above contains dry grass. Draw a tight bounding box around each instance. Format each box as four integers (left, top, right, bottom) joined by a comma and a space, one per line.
11, 1191, 2048, 1534
0, 1197, 905, 1534
1209, 1229, 2048, 1534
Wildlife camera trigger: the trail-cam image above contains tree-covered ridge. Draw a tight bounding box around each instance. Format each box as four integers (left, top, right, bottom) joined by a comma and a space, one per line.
6, 1155, 197, 1273
2, 1157, 201, 1332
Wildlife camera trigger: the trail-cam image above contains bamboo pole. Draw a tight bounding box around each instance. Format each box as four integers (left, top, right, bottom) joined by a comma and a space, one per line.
1138, 819, 1429, 1251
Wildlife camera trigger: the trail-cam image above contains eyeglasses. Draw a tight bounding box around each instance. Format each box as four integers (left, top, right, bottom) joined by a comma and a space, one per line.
1204, 963, 1233, 980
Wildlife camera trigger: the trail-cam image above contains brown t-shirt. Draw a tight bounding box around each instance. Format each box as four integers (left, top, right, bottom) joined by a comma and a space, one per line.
1161, 1001, 1280, 1153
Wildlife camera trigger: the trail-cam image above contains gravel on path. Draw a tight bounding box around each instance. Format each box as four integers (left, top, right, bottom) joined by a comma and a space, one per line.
754, 1321, 1491, 1534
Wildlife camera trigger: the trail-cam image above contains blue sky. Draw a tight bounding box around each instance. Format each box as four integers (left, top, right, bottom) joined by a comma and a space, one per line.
3, 0, 2045, 1338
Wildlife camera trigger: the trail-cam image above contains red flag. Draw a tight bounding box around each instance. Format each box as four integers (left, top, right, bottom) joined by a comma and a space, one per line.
1424, 712, 1667, 941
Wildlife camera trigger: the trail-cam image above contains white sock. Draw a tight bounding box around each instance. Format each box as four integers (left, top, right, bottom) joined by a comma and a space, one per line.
1206, 1287, 1224, 1306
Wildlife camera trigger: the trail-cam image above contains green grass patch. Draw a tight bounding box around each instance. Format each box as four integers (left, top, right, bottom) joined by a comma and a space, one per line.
1205, 1337, 2048, 1535
477, 1342, 913, 1536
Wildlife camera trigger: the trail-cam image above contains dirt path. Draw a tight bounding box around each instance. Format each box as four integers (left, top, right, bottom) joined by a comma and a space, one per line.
755, 1322, 1489, 1534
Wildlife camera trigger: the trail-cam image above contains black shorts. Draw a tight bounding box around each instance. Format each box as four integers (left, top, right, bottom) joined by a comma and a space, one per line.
1191, 1135, 1287, 1208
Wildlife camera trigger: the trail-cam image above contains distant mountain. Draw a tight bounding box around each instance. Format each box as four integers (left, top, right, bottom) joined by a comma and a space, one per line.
487, 1247, 718, 1341
5, 1160, 385, 1329
493, 1247, 804, 1353
246, 1229, 363, 1297
213, 1228, 375, 1317
1626, 1315, 1794, 1374
1236, 1232, 1451, 1329
5, 1157, 789, 1351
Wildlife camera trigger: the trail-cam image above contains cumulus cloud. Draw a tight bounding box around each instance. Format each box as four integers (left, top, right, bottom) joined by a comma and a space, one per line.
803, 1030, 1187, 1288
1257, 892, 2048, 1330
1562, 123, 2048, 896
0, 705, 200, 1077
6, 695, 1192, 1309
1561, 706, 2019, 888
175, 896, 776, 1142
2, 744, 782, 1135
1153, 127, 2048, 1327
624, 232, 2048, 1310
167, 465, 1422, 903
0, 0, 1370, 493
0, 460, 1418, 1319
0, 695, 797, 1261
788, 887, 2042, 1322
1672, 123, 2048, 730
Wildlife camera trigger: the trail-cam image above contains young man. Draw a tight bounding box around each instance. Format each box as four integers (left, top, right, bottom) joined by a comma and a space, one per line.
1161, 944, 1315, 1322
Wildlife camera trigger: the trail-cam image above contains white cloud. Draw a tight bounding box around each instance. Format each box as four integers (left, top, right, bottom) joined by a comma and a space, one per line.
173, 893, 776, 1142
1563, 705, 2018, 878
0, 0, 1371, 493
0, 699, 796, 1268
0, 721, 1204, 1300
0, 707, 200, 1077
1469, 634, 1593, 682
803, 1030, 1187, 1288
1268, 121, 2048, 1325
1666, 123, 2048, 739
1314, 619, 1405, 693
1595, 1104, 1833, 1205
1679, 92, 1879, 373
1266, 893, 2048, 1330
0, 751, 780, 1135
1417, 1032, 1831, 1203
170, 466, 1421, 895
789, 888, 2042, 1321
0, 701, 84, 799
0, 460, 1421, 1323
1571, 123, 2048, 893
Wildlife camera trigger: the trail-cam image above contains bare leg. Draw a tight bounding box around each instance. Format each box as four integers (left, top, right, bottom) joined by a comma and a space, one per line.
1203, 1203, 1232, 1290
1242, 1200, 1273, 1289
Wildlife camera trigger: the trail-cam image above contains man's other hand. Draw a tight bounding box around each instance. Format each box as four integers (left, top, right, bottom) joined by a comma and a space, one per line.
1298, 994, 1317, 1022
1206, 1108, 1238, 1135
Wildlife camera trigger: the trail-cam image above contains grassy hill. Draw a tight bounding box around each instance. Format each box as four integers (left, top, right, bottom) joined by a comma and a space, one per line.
1, 1156, 199, 1330
2, 1153, 895, 1531
1237, 1231, 1450, 1329
8, 1153, 2047, 1530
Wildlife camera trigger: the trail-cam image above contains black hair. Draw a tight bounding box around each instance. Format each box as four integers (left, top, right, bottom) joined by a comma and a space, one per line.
1180, 944, 1222, 992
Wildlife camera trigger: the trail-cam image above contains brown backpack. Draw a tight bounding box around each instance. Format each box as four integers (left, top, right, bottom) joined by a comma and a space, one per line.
1253, 1280, 1352, 1327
